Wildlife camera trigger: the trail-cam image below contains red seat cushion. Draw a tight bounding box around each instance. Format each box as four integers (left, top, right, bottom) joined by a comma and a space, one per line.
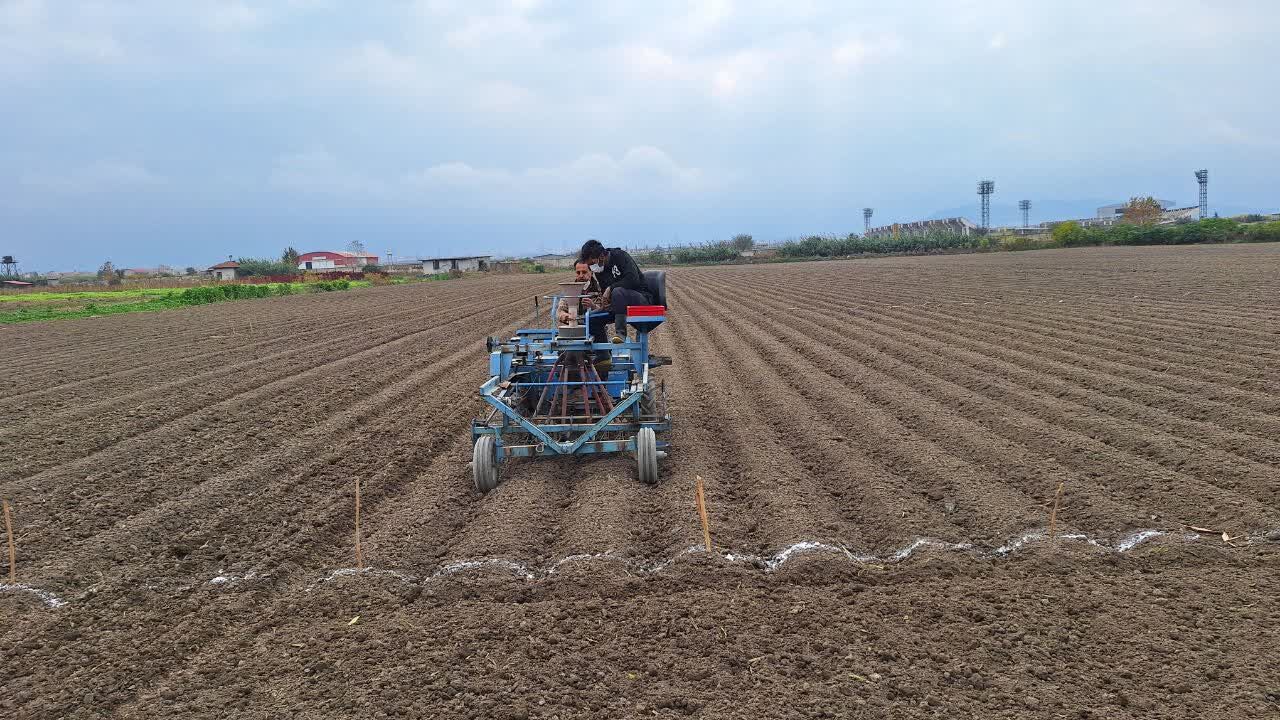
627, 305, 666, 316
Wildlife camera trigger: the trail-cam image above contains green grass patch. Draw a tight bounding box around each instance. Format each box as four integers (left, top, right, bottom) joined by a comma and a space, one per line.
0, 288, 178, 303
0, 280, 366, 325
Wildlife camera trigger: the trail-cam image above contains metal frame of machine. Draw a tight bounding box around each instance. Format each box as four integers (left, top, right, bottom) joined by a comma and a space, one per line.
470, 277, 670, 492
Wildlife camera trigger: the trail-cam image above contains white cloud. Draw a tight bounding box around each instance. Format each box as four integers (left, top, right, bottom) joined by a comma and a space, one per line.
988, 32, 1007, 50
409, 161, 512, 189
20, 161, 165, 193
335, 42, 431, 95
270, 146, 713, 204
675, 0, 733, 44
710, 49, 774, 99
442, 7, 559, 53
617, 44, 678, 76
0, 0, 125, 73
831, 33, 903, 69
200, 2, 265, 32
406, 146, 711, 199
270, 150, 385, 195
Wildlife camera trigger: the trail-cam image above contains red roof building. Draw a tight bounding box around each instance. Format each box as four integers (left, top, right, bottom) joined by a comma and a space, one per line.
297, 250, 379, 271
208, 260, 241, 281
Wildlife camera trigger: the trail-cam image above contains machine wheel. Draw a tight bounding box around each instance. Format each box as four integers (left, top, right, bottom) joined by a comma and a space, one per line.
640, 390, 657, 417
636, 427, 659, 485
473, 435, 501, 493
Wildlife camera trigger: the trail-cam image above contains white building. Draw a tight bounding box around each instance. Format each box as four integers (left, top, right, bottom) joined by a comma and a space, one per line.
865, 217, 978, 239
422, 256, 492, 272
208, 260, 240, 281
531, 253, 577, 269
1096, 199, 1175, 219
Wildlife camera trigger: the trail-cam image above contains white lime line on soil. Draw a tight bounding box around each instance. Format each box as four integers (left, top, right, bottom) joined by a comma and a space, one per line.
309, 525, 1265, 590
14, 526, 1271, 609
0, 582, 67, 608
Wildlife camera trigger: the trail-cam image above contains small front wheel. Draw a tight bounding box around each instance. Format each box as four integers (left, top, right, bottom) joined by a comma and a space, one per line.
636, 427, 659, 485
473, 435, 501, 493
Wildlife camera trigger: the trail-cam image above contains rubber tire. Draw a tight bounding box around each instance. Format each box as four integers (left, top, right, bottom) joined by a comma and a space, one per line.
636, 427, 659, 485
639, 389, 657, 417
473, 436, 500, 493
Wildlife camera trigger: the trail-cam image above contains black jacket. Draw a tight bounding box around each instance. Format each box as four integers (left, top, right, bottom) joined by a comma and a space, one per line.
594, 248, 652, 301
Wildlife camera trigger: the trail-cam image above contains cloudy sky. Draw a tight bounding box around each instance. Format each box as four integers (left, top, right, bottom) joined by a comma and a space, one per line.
3, 0, 1277, 271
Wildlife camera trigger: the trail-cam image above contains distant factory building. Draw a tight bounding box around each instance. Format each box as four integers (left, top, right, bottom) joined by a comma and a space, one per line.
297, 250, 380, 271
865, 217, 977, 239
422, 256, 492, 272
1160, 206, 1199, 223
1096, 199, 1175, 219
1046, 203, 1200, 229
531, 253, 577, 269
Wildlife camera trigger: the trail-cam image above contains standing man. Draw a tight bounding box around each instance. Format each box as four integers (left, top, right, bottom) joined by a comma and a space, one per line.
577, 239, 653, 343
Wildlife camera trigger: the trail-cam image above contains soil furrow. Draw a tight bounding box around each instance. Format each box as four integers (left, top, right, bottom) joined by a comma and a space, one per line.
705, 277, 1280, 526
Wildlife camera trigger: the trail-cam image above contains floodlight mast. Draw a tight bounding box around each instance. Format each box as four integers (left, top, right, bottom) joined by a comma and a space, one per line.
1194, 169, 1208, 219
862, 208, 873, 234
977, 180, 995, 230
1018, 199, 1031, 228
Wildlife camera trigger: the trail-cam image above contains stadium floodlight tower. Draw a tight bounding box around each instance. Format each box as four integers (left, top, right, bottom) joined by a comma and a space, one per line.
862, 207, 874, 234
1018, 199, 1031, 228
1195, 169, 1208, 219
977, 180, 995, 230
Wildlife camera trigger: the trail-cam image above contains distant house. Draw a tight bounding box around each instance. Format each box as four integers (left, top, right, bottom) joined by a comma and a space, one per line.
421, 256, 492, 273
297, 250, 380, 271
208, 261, 240, 281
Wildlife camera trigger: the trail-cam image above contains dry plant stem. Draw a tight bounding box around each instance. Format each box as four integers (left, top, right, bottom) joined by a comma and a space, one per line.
354, 478, 364, 570
1048, 480, 1065, 539
3, 499, 15, 582
695, 475, 712, 552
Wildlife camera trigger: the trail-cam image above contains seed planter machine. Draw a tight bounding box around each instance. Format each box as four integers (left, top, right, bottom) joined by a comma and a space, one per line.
470, 271, 671, 492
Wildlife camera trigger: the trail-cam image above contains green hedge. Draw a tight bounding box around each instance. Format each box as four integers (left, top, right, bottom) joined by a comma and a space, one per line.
1052, 218, 1280, 248
776, 231, 981, 258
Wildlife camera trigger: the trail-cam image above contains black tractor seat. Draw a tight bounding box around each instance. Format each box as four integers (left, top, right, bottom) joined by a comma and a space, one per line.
643, 270, 667, 308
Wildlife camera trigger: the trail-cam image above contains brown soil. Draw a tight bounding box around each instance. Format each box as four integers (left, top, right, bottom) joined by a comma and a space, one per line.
2, 245, 1278, 719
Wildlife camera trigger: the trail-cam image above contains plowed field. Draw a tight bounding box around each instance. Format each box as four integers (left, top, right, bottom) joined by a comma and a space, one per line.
3, 245, 1278, 719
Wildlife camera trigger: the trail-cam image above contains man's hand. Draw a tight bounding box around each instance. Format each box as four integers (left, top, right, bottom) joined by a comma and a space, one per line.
596, 287, 612, 310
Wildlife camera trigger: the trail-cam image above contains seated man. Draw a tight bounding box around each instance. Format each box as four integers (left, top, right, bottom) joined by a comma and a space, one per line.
577, 239, 653, 344
556, 261, 599, 325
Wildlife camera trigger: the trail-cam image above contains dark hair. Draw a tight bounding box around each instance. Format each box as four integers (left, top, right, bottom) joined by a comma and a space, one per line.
577, 239, 606, 264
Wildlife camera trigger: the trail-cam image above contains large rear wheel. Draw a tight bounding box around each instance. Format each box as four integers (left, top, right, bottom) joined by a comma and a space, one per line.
473, 435, 500, 493
636, 427, 658, 485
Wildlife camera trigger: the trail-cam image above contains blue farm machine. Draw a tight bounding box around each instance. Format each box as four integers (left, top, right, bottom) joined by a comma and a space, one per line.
470, 271, 670, 492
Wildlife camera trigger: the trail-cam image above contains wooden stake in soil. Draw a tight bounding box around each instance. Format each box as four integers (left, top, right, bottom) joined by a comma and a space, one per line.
694, 475, 712, 552
354, 478, 364, 571
1048, 481, 1065, 540
3, 499, 15, 582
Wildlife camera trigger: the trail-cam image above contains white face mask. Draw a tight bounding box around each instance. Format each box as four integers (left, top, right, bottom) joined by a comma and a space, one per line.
588, 263, 604, 273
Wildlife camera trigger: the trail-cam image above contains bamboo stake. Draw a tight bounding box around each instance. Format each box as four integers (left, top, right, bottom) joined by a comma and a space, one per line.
695, 476, 712, 552
354, 478, 364, 570
3, 499, 15, 582
1048, 480, 1065, 539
